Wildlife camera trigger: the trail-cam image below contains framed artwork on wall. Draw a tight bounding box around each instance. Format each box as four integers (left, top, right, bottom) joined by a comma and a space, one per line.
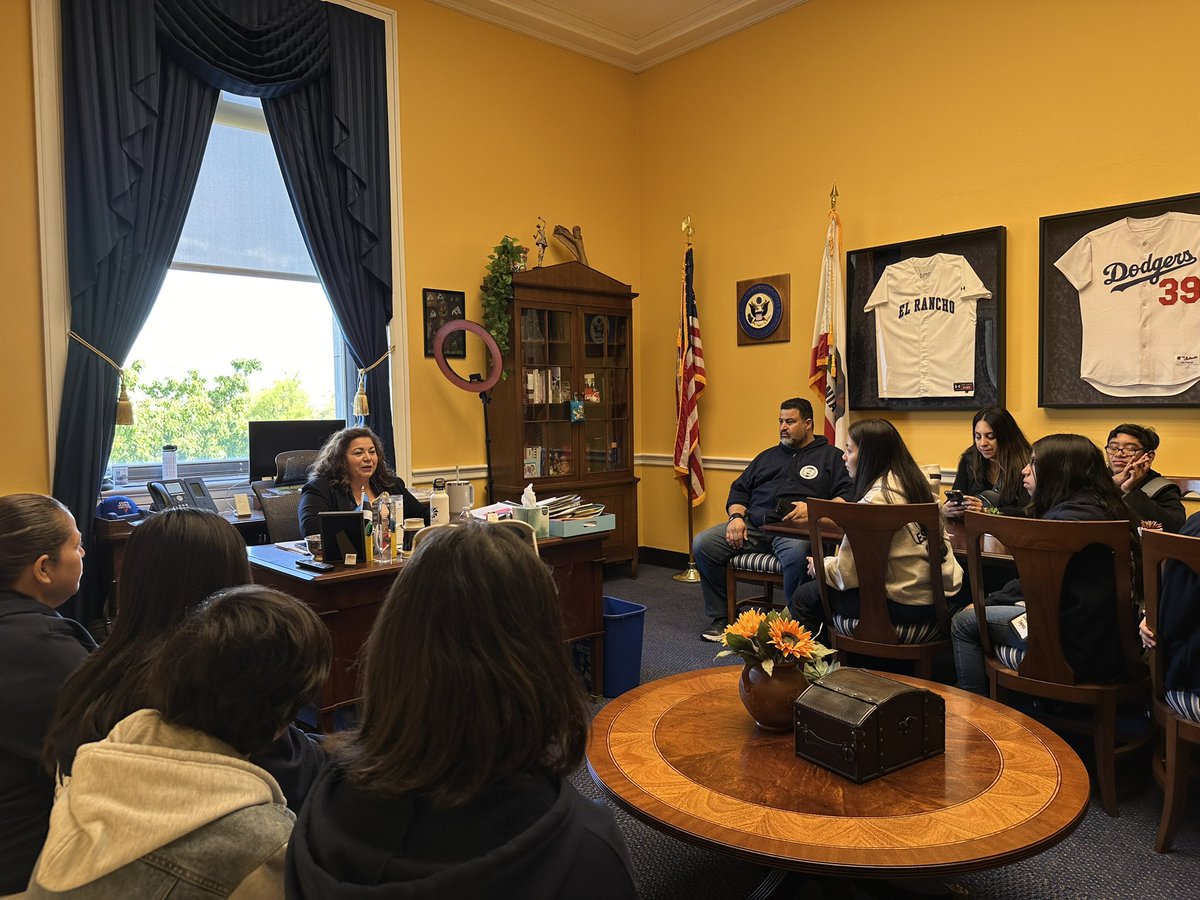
846, 226, 1006, 412
1039, 191, 1200, 407
422, 288, 466, 359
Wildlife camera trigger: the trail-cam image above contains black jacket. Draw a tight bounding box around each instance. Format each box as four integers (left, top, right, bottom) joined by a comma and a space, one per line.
0, 590, 95, 894
299, 474, 428, 539
951, 450, 1030, 517
1122, 468, 1185, 533
286, 765, 637, 899
985, 493, 1132, 684
730, 437, 853, 528
1158, 511, 1200, 692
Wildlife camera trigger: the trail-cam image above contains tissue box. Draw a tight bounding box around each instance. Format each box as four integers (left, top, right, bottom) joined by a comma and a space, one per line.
549, 514, 616, 538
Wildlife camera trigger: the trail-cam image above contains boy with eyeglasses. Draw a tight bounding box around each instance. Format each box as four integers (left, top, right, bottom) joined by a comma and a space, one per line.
1104, 423, 1185, 532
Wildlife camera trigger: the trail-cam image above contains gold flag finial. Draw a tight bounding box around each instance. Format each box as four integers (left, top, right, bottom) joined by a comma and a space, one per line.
830, 183, 839, 210
682, 216, 694, 245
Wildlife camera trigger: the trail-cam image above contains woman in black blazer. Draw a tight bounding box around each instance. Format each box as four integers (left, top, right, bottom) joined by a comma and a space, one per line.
0, 493, 93, 894
298, 426, 427, 538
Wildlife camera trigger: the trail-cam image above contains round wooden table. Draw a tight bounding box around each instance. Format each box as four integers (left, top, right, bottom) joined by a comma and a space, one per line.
587, 667, 1090, 887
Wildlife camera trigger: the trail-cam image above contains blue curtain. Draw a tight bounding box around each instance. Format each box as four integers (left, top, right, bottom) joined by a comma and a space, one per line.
262, 4, 394, 463
55, 0, 393, 627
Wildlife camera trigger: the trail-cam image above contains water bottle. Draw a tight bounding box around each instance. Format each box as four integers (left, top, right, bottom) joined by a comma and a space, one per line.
430, 478, 450, 527
162, 444, 178, 480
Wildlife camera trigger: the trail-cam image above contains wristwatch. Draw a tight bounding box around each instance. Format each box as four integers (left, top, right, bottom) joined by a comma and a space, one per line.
727, 512, 745, 521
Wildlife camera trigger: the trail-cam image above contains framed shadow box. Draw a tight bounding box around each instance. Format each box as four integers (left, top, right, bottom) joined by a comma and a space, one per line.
1039, 191, 1200, 408
846, 226, 1006, 411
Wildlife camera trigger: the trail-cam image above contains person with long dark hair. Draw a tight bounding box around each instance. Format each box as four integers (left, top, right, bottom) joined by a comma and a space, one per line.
0, 494, 92, 895
286, 524, 636, 899
298, 426, 427, 538
43, 508, 324, 809
788, 418, 963, 640
943, 406, 1032, 518
27, 586, 331, 898
951, 433, 1139, 695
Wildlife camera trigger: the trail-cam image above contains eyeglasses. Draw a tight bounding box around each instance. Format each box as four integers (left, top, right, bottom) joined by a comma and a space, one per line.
1104, 443, 1145, 457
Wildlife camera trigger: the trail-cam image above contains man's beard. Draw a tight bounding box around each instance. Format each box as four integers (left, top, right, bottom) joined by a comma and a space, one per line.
780, 434, 799, 449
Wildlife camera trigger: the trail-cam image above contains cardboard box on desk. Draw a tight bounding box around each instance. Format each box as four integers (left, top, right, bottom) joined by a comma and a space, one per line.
549, 514, 616, 538
794, 668, 944, 783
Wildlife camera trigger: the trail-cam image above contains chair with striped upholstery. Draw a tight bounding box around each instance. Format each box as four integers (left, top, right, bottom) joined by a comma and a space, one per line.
725, 551, 785, 624
1141, 527, 1200, 852
962, 511, 1149, 817
804, 498, 954, 680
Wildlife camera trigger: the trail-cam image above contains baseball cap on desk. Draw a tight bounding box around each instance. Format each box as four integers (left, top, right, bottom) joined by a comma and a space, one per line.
97, 496, 142, 521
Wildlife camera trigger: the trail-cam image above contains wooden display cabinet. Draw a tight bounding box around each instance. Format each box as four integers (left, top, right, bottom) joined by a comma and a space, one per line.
491, 261, 639, 573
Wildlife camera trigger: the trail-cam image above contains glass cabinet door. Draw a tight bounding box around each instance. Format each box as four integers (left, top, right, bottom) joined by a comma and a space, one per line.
520, 308, 575, 479
580, 312, 630, 474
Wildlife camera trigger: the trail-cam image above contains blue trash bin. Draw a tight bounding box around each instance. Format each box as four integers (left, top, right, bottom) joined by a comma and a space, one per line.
602, 595, 646, 698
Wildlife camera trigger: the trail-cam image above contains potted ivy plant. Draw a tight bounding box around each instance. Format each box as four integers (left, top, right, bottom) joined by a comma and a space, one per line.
481, 235, 529, 377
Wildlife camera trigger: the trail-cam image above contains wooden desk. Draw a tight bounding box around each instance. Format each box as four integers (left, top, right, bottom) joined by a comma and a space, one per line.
588, 667, 1089, 893
248, 532, 606, 730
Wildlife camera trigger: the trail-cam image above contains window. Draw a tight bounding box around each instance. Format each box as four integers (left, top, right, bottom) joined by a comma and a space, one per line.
108, 94, 351, 483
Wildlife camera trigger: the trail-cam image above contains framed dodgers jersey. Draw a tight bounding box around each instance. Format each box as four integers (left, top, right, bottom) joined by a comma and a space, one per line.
846, 227, 1006, 412
1040, 191, 1200, 407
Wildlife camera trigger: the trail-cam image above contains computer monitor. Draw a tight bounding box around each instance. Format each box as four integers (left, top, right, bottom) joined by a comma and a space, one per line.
248, 419, 345, 482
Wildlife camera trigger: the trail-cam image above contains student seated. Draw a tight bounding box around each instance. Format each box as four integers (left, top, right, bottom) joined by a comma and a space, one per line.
43, 508, 325, 810
298, 426, 427, 539
0, 494, 93, 895
26, 586, 331, 898
943, 406, 1032, 518
1104, 423, 1185, 532
951, 434, 1139, 695
286, 523, 637, 899
788, 418, 964, 642
1139, 511, 1200, 719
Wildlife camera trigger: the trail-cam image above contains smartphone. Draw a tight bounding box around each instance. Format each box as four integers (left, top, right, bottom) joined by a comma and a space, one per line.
296, 559, 335, 573
945, 490, 964, 504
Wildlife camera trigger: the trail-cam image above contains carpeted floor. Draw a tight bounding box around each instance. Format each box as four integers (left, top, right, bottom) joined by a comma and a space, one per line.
570, 563, 1200, 899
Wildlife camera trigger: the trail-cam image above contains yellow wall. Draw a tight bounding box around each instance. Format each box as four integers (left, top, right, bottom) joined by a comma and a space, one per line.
636, 0, 1200, 550
0, 0, 49, 492
4, 0, 1198, 543
390, 1, 639, 468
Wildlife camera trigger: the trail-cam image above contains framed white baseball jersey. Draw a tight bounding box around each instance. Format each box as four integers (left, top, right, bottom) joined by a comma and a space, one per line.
864, 253, 990, 398
1054, 211, 1200, 397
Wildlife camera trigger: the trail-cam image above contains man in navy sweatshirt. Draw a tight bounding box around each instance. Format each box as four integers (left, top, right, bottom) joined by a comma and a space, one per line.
694, 397, 852, 641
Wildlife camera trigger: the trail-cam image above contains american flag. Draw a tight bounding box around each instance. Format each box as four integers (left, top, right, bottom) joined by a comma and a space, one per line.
674, 245, 706, 504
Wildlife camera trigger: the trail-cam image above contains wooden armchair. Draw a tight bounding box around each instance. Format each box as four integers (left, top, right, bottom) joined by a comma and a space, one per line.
805, 498, 952, 679
961, 511, 1149, 816
1141, 527, 1200, 851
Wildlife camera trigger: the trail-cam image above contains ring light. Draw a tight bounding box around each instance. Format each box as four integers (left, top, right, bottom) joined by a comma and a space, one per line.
433, 319, 502, 393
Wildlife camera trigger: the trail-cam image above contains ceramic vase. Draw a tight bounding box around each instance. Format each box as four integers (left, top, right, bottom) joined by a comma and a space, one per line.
738, 661, 808, 732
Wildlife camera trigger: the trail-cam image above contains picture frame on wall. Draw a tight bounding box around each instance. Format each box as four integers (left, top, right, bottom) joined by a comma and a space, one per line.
422, 288, 466, 359
846, 226, 1006, 412
1039, 191, 1200, 407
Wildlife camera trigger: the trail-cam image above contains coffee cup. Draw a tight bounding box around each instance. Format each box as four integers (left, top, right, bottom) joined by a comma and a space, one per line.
305, 534, 323, 559
447, 480, 474, 515
401, 518, 425, 556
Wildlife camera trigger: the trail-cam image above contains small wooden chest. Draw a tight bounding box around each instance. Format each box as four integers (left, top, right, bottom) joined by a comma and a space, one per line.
793, 669, 945, 783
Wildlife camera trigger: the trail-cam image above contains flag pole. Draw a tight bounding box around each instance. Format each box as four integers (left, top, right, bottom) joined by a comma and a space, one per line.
674, 215, 702, 583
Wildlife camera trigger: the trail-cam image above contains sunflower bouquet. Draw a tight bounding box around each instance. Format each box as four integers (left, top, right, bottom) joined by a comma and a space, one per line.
715, 608, 837, 679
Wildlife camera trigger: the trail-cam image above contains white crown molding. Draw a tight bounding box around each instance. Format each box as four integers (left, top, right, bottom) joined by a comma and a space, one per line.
427, 0, 806, 73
